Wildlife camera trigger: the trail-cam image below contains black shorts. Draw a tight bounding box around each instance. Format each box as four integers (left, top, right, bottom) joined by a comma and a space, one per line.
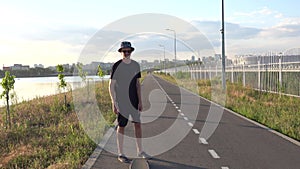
117, 111, 141, 127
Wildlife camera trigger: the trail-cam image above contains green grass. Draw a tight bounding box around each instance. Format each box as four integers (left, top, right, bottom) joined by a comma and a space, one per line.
0, 73, 149, 168
226, 83, 300, 140
155, 73, 300, 141
0, 81, 113, 169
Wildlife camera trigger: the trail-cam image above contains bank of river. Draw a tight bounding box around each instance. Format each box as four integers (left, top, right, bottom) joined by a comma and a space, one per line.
0, 75, 109, 107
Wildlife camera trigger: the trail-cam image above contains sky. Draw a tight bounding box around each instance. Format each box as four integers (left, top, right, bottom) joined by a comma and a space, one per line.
0, 0, 300, 67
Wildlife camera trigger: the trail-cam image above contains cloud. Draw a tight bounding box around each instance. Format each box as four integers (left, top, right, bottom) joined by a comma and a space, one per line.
21, 26, 98, 46
258, 16, 300, 39
233, 7, 279, 18
190, 17, 300, 58
226, 23, 261, 39
2, 9, 300, 66
0, 38, 80, 67
71, 18, 300, 61
191, 21, 261, 43
260, 24, 300, 38
229, 7, 284, 28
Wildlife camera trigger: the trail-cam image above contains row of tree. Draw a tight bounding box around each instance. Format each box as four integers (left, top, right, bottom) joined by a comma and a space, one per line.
0, 67, 57, 78
0, 64, 105, 130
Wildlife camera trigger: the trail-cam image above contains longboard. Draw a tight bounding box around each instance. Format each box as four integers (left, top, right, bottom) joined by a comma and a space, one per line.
129, 158, 150, 169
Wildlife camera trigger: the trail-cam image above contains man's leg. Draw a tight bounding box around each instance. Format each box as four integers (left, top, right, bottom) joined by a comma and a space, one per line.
134, 122, 151, 158
134, 122, 142, 153
116, 113, 131, 163
117, 126, 125, 155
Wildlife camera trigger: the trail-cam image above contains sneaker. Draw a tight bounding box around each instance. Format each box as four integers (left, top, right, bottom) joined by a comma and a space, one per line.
137, 151, 151, 159
118, 154, 130, 163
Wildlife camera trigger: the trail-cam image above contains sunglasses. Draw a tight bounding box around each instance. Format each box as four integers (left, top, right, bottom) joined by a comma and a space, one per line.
122, 50, 132, 53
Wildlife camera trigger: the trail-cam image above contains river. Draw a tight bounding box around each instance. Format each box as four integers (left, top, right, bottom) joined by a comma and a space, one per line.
0, 75, 110, 107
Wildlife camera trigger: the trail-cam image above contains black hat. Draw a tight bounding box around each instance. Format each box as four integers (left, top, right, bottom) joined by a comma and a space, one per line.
118, 41, 135, 52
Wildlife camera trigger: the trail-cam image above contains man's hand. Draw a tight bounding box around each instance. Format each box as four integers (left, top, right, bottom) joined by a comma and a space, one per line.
138, 102, 143, 112
112, 102, 119, 114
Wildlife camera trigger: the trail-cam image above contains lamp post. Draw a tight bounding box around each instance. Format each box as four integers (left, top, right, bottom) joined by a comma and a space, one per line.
221, 0, 226, 90
159, 44, 166, 74
166, 28, 177, 74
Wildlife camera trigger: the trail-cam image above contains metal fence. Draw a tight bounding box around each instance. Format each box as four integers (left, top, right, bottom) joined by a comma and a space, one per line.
186, 60, 300, 97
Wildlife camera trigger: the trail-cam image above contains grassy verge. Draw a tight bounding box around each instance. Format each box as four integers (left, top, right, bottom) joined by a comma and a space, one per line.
155, 73, 300, 141
0, 81, 113, 169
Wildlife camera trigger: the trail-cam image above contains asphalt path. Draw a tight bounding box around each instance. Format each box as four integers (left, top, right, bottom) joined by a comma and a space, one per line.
85, 74, 300, 169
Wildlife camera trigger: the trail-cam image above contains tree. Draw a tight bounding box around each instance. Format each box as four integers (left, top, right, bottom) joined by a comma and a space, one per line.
97, 65, 105, 91
0, 71, 15, 129
76, 63, 90, 102
76, 62, 87, 82
97, 65, 104, 79
56, 64, 68, 108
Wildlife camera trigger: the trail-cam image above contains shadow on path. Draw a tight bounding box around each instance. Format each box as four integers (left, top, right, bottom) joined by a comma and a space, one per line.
148, 157, 207, 169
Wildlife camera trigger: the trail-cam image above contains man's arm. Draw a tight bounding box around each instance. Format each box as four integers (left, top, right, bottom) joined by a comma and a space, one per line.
109, 79, 119, 114
136, 78, 142, 111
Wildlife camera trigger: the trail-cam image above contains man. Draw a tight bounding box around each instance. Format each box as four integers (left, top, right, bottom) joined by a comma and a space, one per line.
109, 41, 149, 163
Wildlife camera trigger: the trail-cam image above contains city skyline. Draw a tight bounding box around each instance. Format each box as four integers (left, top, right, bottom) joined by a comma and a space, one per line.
1, 1, 300, 67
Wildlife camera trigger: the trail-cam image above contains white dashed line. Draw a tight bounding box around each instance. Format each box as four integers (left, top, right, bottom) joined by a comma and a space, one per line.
152, 75, 228, 167
208, 149, 220, 159
183, 116, 189, 121
192, 129, 200, 134
221, 167, 229, 169
199, 137, 208, 144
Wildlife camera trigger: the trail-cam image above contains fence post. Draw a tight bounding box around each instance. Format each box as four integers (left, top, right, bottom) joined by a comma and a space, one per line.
191, 64, 194, 80
216, 64, 218, 77
279, 55, 282, 90
193, 64, 196, 80
199, 64, 202, 79
193, 64, 195, 80
190, 64, 193, 80
231, 65, 234, 83
271, 53, 274, 92
209, 66, 212, 80
195, 63, 199, 80
205, 66, 207, 80
194, 64, 197, 80
243, 63, 246, 87
195, 64, 199, 80
265, 63, 268, 92
258, 58, 261, 90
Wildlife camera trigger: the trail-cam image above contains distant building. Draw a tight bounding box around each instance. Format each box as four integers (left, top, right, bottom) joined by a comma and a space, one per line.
214, 54, 221, 60
62, 64, 70, 70
48, 66, 57, 71
34, 64, 44, 68
141, 60, 148, 64
11, 64, 30, 71
191, 55, 195, 62
3, 66, 11, 71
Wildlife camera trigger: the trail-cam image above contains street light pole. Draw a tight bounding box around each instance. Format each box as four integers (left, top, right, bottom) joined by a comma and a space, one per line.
159, 44, 166, 74
221, 0, 226, 90
166, 28, 177, 74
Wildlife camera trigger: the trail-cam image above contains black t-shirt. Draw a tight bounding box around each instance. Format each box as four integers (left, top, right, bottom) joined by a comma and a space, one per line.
110, 59, 141, 111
